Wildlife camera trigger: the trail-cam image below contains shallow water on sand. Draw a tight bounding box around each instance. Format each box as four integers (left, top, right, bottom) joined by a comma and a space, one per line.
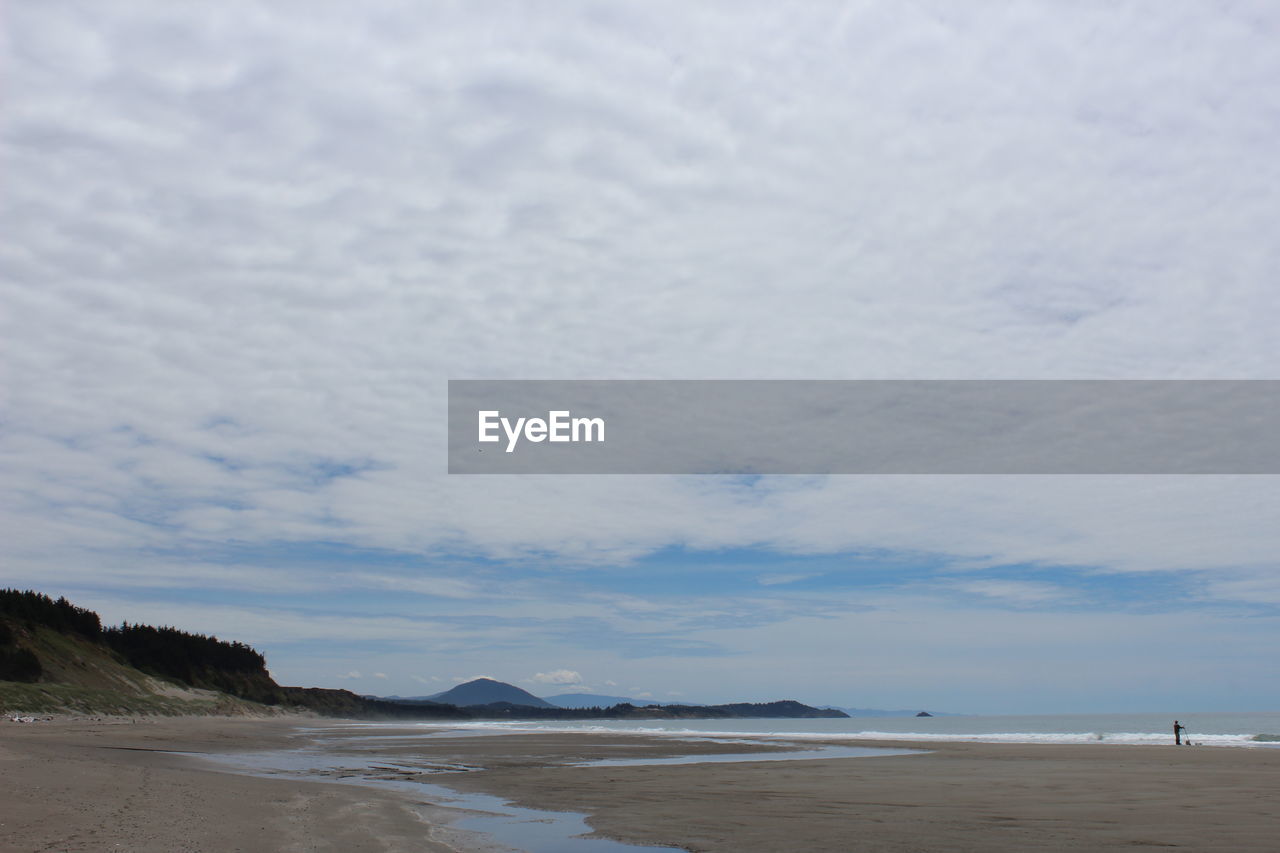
198, 738, 917, 852
200, 748, 680, 852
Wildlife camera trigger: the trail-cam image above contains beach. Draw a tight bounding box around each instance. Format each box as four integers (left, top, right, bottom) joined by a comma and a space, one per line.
0, 718, 455, 853
3, 717, 1279, 852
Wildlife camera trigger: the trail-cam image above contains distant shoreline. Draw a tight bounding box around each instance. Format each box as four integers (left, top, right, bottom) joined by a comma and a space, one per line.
10, 709, 1280, 749
328, 710, 1280, 750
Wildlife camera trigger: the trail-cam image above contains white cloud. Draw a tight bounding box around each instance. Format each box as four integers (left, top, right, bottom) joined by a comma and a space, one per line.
947, 579, 1075, 606
530, 669, 584, 686
1203, 574, 1280, 606
2, 1, 1279, 709
66, 595, 490, 647
4, 3, 1279, 576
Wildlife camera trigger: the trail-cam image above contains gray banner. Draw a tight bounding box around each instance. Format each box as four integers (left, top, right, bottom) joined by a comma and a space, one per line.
447, 380, 1280, 474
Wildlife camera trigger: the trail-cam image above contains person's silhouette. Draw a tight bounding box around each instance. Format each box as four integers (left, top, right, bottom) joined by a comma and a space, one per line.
1173, 720, 1186, 745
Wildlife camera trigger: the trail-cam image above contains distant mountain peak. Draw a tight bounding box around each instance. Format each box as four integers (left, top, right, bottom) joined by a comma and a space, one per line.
429, 678, 556, 709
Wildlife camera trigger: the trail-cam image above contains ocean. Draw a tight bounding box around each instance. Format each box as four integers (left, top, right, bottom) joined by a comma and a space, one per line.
363, 710, 1280, 748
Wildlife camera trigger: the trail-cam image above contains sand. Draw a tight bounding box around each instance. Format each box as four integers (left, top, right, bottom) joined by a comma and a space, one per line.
0, 717, 463, 853
3, 716, 1279, 852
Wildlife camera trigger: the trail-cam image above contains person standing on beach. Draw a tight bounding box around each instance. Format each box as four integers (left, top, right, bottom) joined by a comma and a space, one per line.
1173, 720, 1185, 745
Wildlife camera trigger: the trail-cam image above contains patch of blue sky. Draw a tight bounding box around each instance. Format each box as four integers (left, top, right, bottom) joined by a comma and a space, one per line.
57, 541, 496, 611
278, 456, 386, 486
108, 423, 157, 445
197, 453, 249, 473
194, 453, 385, 486
992, 563, 1196, 603
564, 545, 1244, 615
968, 562, 1279, 616
152, 539, 429, 570
134, 540, 507, 581
570, 545, 989, 595
73, 540, 1275, 626
538, 619, 736, 659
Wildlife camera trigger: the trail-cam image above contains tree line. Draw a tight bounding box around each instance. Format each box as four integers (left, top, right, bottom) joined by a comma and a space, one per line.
0, 588, 269, 688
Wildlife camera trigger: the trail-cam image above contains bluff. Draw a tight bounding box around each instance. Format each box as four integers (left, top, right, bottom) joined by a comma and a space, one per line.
0, 589, 466, 719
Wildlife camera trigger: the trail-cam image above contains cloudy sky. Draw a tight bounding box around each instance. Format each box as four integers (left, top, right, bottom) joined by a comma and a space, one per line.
3, 1, 1278, 713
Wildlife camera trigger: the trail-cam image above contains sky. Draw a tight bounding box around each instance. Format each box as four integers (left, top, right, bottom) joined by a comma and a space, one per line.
2, 0, 1278, 714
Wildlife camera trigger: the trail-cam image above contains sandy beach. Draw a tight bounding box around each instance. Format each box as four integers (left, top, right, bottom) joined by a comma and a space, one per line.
0, 717, 460, 853
3, 717, 1279, 852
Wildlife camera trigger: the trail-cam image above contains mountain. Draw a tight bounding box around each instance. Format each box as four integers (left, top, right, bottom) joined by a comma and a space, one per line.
428, 678, 557, 708
543, 692, 664, 708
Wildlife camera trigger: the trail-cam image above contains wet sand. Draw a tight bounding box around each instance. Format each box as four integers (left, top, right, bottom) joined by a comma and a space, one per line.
0, 717, 463, 853
3, 717, 1279, 852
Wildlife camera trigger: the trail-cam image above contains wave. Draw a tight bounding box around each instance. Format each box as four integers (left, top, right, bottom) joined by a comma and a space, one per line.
378, 720, 1280, 748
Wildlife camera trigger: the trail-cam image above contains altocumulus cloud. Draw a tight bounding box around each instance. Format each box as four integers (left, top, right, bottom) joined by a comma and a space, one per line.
1, 1, 1279, 706
530, 669, 584, 686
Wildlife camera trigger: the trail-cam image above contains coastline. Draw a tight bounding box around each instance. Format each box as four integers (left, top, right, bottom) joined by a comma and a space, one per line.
4, 716, 1279, 852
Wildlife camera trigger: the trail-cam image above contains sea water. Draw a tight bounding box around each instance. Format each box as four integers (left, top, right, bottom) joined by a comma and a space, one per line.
351, 710, 1280, 748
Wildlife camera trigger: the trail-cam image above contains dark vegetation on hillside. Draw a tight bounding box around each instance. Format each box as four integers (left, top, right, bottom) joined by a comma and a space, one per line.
275, 686, 470, 719
0, 589, 465, 718
104, 623, 278, 702
2, 589, 846, 720
0, 589, 101, 637
0, 615, 43, 682
0, 590, 91, 682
